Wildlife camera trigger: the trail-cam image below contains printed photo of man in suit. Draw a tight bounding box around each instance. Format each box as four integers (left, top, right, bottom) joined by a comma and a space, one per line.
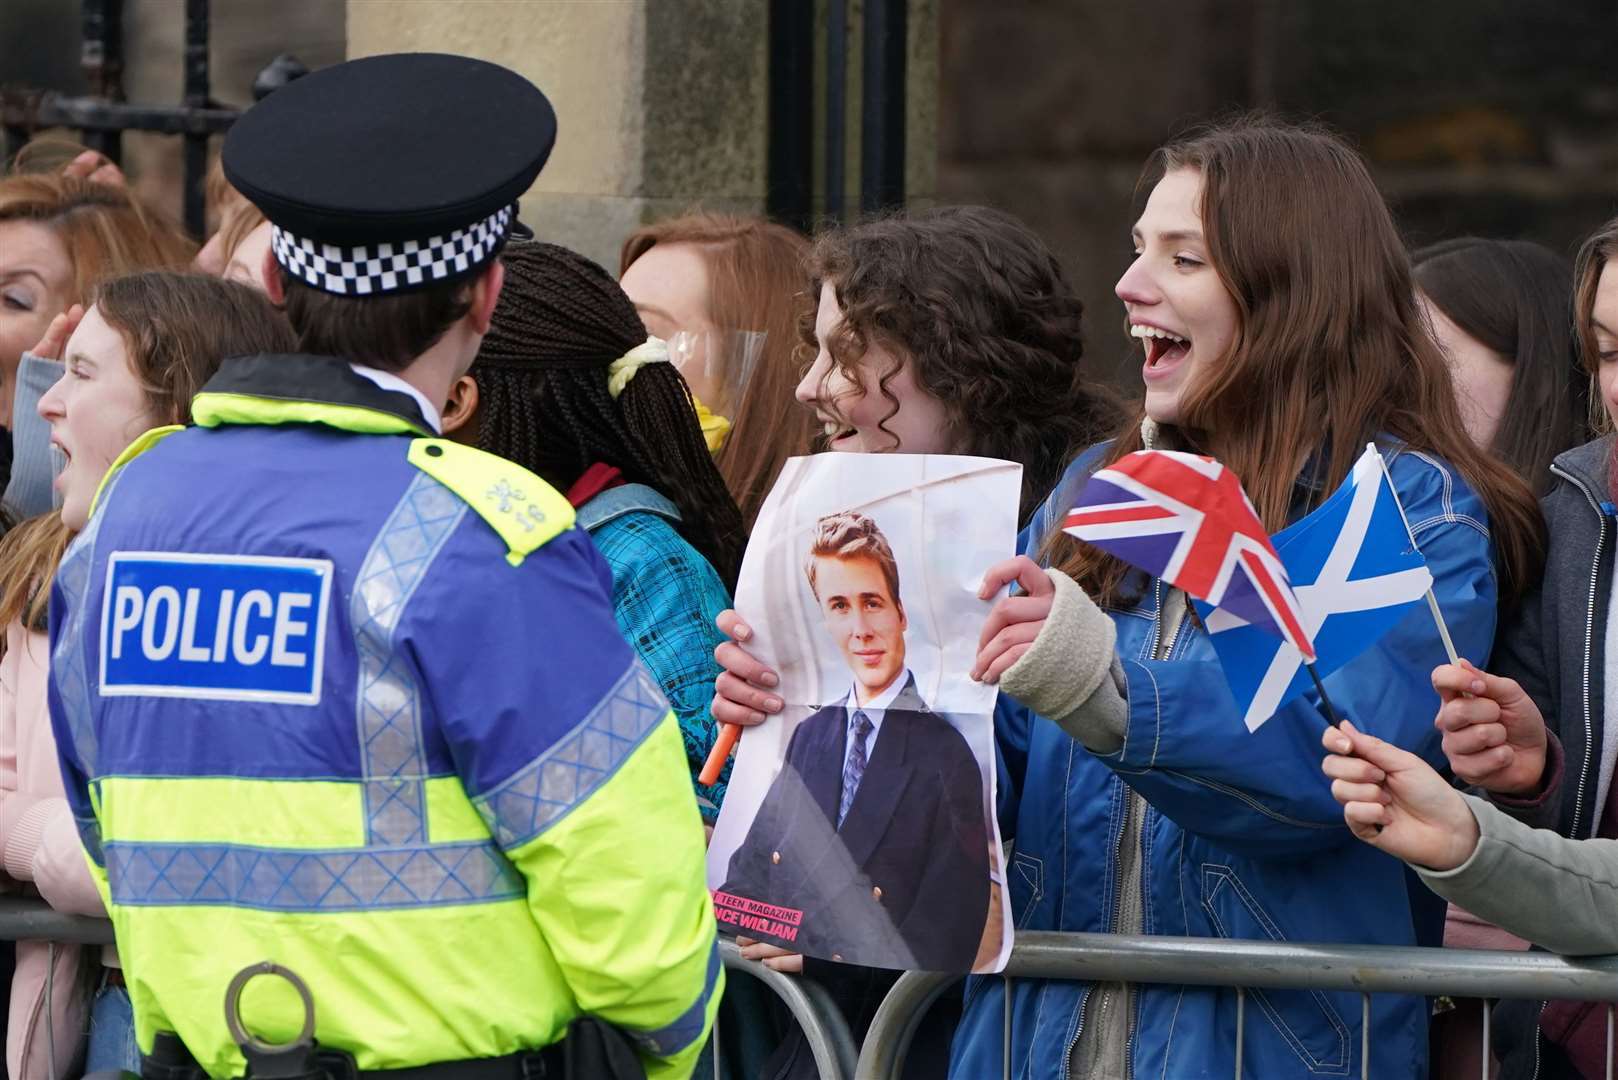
718, 511, 991, 972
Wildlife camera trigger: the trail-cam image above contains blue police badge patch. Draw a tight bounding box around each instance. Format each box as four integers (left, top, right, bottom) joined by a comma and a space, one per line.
99, 552, 333, 704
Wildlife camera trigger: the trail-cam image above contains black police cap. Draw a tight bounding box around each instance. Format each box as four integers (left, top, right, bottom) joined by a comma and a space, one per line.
222, 52, 556, 297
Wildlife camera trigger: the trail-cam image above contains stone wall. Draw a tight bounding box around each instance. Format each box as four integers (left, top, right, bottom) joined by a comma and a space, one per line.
348, 0, 770, 275
937, 0, 1618, 386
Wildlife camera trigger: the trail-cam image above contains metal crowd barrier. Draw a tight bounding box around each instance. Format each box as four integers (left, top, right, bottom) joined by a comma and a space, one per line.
856, 931, 1618, 1080
0, 900, 858, 1080
0, 896, 114, 944
716, 938, 859, 1080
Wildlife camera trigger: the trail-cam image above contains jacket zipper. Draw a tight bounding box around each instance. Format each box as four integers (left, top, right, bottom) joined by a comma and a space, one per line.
1548, 462, 1609, 843
1064, 582, 1179, 1080
1530, 464, 1612, 1080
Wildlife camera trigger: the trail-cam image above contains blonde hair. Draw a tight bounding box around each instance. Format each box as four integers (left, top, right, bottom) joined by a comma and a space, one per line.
803, 511, 903, 615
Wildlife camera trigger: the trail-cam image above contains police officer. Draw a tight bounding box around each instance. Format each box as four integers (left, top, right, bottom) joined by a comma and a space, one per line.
47, 53, 719, 1080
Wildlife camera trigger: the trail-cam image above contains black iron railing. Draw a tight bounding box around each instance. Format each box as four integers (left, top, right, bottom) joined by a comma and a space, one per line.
0, 0, 302, 238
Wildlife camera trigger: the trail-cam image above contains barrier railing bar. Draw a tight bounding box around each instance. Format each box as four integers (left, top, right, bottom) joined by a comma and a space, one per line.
1001, 975, 1010, 1079
718, 938, 858, 1080
857, 932, 1618, 1080
1001, 932, 1618, 1000
0, 898, 114, 945
1481, 999, 1490, 1080
1360, 993, 1370, 1080
1607, 1003, 1614, 1080
1233, 986, 1243, 1079
854, 970, 956, 1080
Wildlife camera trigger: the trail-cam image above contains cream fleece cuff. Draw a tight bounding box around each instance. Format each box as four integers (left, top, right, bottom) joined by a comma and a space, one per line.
1000, 568, 1117, 722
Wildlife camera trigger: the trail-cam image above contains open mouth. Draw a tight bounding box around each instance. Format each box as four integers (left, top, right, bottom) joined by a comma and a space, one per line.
821, 418, 858, 445
1131, 323, 1191, 371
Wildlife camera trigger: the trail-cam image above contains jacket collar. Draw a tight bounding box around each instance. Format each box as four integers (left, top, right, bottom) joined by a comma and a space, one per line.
191, 354, 435, 436
576, 483, 683, 532
1552, 434, 1615, 505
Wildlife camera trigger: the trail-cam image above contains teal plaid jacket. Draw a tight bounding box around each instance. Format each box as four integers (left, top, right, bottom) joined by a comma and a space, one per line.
580, 485, 734, 819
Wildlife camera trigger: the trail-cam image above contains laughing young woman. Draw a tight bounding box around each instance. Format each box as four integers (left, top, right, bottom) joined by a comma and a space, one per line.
956, 118, 1544, 1079
714, 120, 1543, 1078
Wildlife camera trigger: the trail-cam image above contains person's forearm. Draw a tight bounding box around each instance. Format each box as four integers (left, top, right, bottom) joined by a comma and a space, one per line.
1419, 796, 1618, 956
999, 569, 1121, 751
1050, 655, 1127, 754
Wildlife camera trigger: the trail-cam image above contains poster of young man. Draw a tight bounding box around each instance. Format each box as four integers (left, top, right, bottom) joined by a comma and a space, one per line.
707, 453, 1017, 974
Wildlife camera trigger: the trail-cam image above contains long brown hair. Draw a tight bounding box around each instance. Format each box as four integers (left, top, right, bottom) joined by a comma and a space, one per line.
0, 272, 294, 631
803, 206, 1123, 526
1573, 217, 1618, 403
1572, 216, 1618, 498
1051, 118, 1543, 607
475, 242, 746, 588
620, 212, 814, 530
1414, 238, 1588, 494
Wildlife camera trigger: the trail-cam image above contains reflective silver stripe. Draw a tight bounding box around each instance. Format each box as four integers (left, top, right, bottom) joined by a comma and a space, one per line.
475, 662, 668, 849
352, 474, 466, 845
105, 837, 523, 911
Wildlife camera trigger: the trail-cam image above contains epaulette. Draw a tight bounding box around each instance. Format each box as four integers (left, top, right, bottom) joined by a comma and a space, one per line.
406, 438, 575, 567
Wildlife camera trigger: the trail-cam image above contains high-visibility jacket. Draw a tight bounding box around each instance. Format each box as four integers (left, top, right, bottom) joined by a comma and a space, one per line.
47, 354, 721, 1080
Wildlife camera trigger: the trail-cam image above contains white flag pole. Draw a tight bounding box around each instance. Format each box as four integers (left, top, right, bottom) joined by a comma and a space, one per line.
1370, 443, 1461, 665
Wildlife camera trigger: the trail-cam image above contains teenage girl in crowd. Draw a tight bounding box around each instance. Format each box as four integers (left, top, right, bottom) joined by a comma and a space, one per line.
0, 160, 194, 516
1325, 214, 1618, 1080
619, 212, 815, 530
1410, 236, 1587, 1078
442, 240, 745, 817
1416, 238, 1590, 494
0, 273, 294, 1078
716, 120, 1543, 1078
708, 204, 1121, 1079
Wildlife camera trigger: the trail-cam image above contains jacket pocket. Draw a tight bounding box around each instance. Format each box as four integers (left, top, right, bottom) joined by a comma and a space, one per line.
1200, 863, 1351, 1075
1010, 851, 1045, 929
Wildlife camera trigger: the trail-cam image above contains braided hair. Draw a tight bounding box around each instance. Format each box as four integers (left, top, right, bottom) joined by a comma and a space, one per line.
474, 241, 746, 588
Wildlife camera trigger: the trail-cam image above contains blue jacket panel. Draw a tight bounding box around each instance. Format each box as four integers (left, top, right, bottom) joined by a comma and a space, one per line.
49, 423, 639, 858
579, 484, 734, 819
954, 444, 1500, 1080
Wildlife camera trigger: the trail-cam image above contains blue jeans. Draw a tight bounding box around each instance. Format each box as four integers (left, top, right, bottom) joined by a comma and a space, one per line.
85, 982, 142, 1075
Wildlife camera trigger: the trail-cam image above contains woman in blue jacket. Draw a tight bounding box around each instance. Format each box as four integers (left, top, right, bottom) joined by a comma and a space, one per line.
962, 118, 1545, 1078
443, 240, 745, 818
714, 119, 1546, 1077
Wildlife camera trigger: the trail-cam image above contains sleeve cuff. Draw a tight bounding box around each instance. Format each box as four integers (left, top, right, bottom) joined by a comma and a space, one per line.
999, 569, 1117, 721
2, 795, 53, 881
1414, 795, 1491, 881
1490, 731, 1563, 810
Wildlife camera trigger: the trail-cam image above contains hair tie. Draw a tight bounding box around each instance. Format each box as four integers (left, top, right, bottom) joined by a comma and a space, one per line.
607, 336, 671, 399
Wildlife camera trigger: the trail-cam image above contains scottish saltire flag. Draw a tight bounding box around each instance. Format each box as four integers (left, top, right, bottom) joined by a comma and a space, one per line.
1194, 446, 1434, 731
1063, 450, 1316, 662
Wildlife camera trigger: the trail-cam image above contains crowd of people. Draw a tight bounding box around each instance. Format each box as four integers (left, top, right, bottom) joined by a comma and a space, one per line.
0, 46, 1612, 1080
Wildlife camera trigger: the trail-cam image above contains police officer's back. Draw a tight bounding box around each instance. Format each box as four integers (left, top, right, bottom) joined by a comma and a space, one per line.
46, 53, 720, 1080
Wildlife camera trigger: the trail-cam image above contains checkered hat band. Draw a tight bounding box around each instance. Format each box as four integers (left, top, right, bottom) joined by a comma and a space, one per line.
270, 205, 514, 297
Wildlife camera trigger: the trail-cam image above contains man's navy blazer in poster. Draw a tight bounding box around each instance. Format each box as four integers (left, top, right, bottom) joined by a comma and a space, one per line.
718, 674, 991, 972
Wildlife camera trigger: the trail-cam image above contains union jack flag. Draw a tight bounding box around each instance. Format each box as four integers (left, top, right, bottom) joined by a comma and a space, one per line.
1062, 450, 1317, 663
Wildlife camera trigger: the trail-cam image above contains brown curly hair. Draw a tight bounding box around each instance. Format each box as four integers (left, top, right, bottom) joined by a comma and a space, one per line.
801, 206, 1123, 525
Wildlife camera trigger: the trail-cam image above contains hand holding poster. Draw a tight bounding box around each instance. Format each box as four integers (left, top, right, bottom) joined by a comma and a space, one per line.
707, 453, 1018, 974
